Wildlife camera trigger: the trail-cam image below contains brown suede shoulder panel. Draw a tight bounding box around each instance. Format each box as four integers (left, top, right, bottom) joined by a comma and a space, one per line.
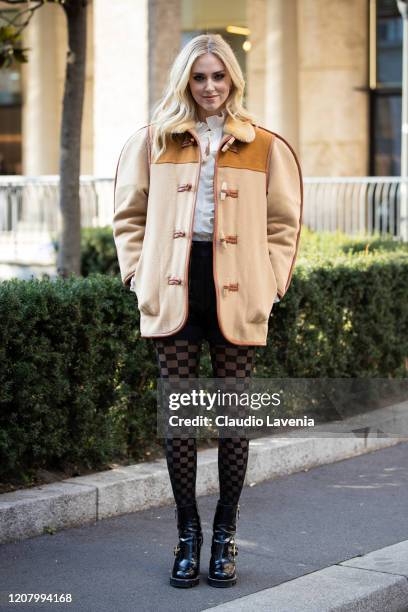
218, 126, 273, 172
153, 134, 199, 165
152, 125, 274, 169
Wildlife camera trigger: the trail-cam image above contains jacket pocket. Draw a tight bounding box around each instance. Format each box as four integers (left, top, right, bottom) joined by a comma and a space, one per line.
245, 245, 277, 324
133, 249, 160, 316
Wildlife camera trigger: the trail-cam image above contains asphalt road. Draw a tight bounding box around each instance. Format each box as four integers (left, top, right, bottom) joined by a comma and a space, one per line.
1, 442, 408, 612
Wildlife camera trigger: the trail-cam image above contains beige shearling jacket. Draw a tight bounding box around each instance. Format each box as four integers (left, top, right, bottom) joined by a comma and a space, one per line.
112, 114, 303, 346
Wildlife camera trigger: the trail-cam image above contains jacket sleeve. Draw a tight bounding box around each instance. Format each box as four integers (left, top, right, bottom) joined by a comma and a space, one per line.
112, 126, 149, 287
266, 134, 303, 299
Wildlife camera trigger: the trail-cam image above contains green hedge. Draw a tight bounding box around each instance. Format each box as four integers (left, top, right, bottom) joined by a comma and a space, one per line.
78, 225, 408, 275
260, 252, 408, 378
0, 228, 407, 483
0, 276, 158, 482
80, 227, 120, 277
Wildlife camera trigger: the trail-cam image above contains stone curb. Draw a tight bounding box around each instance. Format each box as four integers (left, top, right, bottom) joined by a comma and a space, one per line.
1, 401, 407, 545
201, 540, 408, 612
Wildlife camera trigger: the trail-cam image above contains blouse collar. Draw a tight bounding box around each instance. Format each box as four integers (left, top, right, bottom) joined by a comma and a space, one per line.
195, 109, 226, 134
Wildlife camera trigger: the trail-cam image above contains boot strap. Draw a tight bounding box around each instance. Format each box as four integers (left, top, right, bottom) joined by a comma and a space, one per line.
174, 533, 203, 556
212, 538, 239, 557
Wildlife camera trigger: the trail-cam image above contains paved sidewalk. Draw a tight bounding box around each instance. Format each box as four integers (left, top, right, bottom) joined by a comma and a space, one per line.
3, 401, 407, 545
1, 441, 408, 611
203, 541, 408, 611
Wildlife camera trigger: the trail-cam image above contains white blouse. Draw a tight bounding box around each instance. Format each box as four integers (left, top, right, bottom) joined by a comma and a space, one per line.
192, 110, 226, 241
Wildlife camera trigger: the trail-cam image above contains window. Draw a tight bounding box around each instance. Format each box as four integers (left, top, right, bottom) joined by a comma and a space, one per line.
369, 0, 403, 176
0, 10, 22, 175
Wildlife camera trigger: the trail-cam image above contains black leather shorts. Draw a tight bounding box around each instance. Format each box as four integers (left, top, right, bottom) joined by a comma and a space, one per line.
168, 240, 236, 346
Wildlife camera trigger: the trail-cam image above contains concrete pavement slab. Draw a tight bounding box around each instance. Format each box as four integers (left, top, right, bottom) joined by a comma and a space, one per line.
341, 539, 408, 577
201, 564, 408, 612
0, 482, 96, 542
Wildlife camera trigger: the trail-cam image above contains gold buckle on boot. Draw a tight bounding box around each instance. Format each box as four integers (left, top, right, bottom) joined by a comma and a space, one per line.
173, 544, 180, 556
229, 542, 238, 557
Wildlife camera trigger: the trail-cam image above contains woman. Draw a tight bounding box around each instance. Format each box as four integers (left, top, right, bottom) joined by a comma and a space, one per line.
113, 33, 303, 588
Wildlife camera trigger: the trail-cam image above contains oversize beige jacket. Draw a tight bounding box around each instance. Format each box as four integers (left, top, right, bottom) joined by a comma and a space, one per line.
112, 114, 303, 346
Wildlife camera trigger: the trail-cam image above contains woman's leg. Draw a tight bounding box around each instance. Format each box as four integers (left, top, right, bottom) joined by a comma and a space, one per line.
153, 338, 202, 508
209, 344, 255, 505
154, 337, 204, 588
207, 343, 255, 587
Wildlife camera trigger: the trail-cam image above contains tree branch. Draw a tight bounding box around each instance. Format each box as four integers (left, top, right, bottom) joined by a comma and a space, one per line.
0, 2, 48, 37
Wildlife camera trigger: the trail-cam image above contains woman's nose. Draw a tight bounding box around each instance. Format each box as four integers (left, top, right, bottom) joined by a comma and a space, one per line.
204, 80, 216, 91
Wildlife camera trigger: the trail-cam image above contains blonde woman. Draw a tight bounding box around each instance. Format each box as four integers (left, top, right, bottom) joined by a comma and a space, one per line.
113, 33, 303, 588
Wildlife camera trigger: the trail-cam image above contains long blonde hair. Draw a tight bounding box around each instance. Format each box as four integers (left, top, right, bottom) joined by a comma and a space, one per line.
150, 34, 255, 163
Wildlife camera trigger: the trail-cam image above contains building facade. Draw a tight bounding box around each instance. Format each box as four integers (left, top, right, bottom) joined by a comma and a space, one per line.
0, 0, 403, 178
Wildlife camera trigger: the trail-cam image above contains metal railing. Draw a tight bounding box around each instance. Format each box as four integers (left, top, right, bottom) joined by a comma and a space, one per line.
304, 177, 408, 239
0, 175, 407, 268
0, 176, 114, 264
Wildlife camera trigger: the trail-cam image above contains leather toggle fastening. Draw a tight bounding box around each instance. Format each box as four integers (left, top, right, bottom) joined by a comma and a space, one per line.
220, 235, 238, 245
168, 277, 182, 285
222, 283, 239, 297
173, 230, 186, 238
221, 136, 236, 153
181, 137, 195, 148
220, 181, 238, 200
177, 183, 193, 192
222, 188, 239, 198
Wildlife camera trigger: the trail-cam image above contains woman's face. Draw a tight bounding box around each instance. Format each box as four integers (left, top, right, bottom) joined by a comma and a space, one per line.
188, 53, 232, 120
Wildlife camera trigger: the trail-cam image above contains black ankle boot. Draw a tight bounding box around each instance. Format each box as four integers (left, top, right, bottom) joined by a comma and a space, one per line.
170, 503, 203, 588
208, 501, 239, 588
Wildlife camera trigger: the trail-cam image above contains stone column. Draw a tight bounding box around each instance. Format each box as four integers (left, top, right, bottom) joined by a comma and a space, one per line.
93, 0, 148, 176
247, 0, 300, 151
21, 1, 94, 175
21, 2, 63, 175
148, 0, 181, 117
265, 0, 299, 149
246, 0, 267, 124
297, 0, 369, 176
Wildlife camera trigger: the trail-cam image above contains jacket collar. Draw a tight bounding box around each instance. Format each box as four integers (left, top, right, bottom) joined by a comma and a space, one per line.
172, 113, 256, 143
